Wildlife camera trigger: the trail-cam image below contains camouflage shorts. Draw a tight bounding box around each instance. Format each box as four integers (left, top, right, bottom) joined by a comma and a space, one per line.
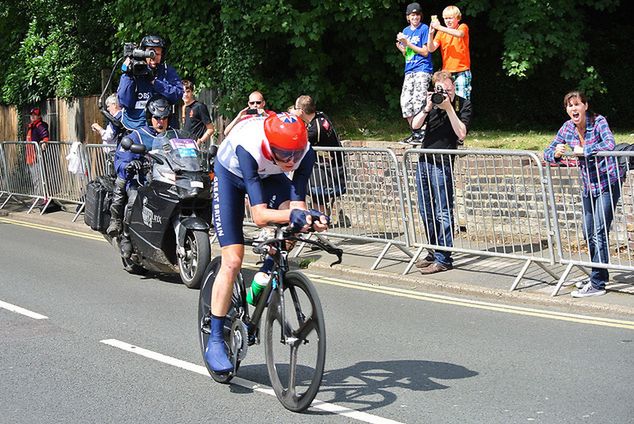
400, 72, 432, 118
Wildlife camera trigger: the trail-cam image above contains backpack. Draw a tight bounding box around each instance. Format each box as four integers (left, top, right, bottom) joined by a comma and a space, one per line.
614, 143, 634, 170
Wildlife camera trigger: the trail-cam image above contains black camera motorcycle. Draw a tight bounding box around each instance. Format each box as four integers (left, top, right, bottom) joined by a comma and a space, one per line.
86, 131, 213, 288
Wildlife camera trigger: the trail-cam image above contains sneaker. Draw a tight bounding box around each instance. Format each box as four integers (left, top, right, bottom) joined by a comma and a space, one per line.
415, 254, 436, 269
571, 282, 606, 298
573, 279, 589, 289
398, 133, 416, 145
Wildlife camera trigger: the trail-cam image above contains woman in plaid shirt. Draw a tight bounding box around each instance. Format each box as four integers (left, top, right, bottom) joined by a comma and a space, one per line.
544, 91, 626, 298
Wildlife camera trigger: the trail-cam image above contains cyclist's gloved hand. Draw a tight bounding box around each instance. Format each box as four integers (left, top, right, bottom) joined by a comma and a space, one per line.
289, 209, 310, 233
125, 159, 143, 173
289, 209, 330, 233
308, 209, 330, 228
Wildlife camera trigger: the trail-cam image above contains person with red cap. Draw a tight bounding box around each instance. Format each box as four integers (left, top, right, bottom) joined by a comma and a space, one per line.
204, 111, 330, 374
25, 107, 50, 204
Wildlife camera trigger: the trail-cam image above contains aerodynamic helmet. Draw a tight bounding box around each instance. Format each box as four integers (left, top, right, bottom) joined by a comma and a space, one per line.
263, 112, 308, 164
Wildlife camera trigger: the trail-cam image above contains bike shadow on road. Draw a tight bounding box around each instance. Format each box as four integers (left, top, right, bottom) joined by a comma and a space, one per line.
236, 359, 478, 414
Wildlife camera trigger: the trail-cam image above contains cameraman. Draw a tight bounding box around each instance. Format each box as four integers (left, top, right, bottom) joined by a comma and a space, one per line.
117, 35, 183, 130
411, 70, 471, 275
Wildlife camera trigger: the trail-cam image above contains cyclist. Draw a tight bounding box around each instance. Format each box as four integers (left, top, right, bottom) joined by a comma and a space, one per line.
107, 95, 175, 256
205, 112, 329, 373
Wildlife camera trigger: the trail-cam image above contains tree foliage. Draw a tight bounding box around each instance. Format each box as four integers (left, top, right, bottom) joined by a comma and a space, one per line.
0, 0, 632, 128
0, 0, 114, 106
459, 0, 619, 95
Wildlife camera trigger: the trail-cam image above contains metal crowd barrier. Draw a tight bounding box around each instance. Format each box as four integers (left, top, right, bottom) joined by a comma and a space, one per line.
402, 149, 558, 288
0, 143, 7, 203
546, 151, 634, 296
0, 141, 47, 212
304, 146, 411, 268
3, 140, 634, 298
40, 142, 87, 221
83, 143, 116, 180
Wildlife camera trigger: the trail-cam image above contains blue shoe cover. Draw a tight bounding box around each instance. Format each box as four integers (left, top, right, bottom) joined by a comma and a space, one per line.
204, 316, 233, 373
204, 339, 233, 373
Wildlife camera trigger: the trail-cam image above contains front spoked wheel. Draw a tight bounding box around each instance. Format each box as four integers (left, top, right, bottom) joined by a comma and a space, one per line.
179, 230, 211, 289
198, 256, 244, 384
265, 271, 326, 412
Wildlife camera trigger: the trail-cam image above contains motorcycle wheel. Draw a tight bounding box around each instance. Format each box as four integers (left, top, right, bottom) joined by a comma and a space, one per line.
121, 257, 147, 275
179, 230, 211, 289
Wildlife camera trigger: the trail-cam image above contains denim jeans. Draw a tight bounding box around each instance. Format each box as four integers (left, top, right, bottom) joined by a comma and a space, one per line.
582, 181, 622, 290
416, 157, 454, 267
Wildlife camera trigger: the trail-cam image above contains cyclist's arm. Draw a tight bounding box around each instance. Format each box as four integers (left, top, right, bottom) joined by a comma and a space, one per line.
236, 146, 294, 227
291, 148, 328, 231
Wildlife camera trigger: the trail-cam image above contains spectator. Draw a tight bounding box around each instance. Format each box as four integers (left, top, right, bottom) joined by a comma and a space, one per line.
544, 91, 625, 298
291, 95, 348, 225
25, 107, 55, 210
396, 2, 433, 145
117, 35, 183, 130
91, 94, 123, 149
223, 91, 269, 136
427, 5, 471, 100
181, 80, 215, 149
411, 71, 471, 274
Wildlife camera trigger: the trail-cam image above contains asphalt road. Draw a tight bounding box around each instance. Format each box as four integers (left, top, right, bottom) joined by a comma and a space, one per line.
1, 218, 633, 423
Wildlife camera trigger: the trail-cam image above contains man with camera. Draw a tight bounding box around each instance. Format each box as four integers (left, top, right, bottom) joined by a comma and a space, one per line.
223, 91, 270, 137
411, 70, 471, 274
117, 35, 183, 130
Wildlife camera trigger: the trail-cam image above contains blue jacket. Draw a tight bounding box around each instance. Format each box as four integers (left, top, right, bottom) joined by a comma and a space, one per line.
114, 126, 158, 182
117, 63, 183, 130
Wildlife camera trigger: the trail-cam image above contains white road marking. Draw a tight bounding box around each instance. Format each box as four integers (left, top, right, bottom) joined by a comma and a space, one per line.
0, 299, 48, 319
100, 339, 404, 424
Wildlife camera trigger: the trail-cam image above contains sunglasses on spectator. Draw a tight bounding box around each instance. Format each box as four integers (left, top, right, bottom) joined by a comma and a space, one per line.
248, 100, 263, 105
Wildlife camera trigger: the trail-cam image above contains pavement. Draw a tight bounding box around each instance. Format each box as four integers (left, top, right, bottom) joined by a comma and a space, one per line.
2, 199, 634, 318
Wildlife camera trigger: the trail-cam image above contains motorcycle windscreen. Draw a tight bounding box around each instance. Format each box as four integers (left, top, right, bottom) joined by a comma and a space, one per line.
164, 138, 204, 172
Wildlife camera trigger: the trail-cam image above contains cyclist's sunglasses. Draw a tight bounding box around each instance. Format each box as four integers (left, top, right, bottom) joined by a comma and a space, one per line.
271, 146, 304, 164
152, 115, 169, 121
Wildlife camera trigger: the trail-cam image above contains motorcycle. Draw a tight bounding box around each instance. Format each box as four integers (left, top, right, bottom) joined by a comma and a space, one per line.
87, 131, 213, 288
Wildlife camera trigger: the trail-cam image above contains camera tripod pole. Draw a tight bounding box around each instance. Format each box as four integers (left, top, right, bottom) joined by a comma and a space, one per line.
98, 57, 125, 132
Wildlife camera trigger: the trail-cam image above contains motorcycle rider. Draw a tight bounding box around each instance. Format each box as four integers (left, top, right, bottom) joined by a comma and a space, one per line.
205, 112, 330, 373
107, 95, 173, 257
117, 35, 183, 130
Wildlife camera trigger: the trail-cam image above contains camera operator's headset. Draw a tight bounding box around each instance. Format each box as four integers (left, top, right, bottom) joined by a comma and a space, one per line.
98, 35, 169, 142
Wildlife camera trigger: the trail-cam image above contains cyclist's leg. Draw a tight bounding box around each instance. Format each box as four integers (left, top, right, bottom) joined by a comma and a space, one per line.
205, 163, 246, 373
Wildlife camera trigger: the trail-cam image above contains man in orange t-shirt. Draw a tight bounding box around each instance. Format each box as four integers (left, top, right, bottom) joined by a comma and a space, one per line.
427, 5, 471, 100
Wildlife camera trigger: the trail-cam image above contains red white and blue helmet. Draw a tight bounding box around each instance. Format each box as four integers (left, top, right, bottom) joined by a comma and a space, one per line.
263, 112, 307, 163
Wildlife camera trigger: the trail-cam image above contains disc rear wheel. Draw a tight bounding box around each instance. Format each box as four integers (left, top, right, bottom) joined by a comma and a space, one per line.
198, 256, 243, 383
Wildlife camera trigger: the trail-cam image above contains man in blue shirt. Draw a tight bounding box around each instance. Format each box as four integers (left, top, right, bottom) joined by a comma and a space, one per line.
396, 2, 433, 145
117, 35, 183, 130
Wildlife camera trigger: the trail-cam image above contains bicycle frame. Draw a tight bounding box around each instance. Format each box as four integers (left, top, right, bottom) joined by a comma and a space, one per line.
240, 243, 293, 346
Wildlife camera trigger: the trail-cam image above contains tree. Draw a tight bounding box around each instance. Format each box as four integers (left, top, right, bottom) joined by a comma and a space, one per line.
0, 0, 114, 106
460, 0, 620, 96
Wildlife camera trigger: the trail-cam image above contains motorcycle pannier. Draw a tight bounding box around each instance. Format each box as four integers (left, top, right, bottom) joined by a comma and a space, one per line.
84, 176, 113, 232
